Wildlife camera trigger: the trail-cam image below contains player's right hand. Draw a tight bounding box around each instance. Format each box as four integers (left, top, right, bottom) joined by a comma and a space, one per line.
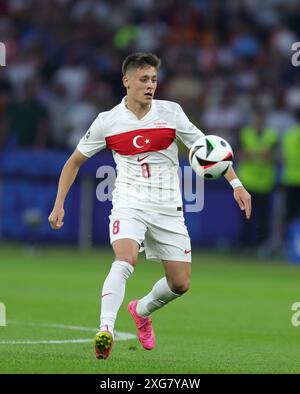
48, 208, 65, 230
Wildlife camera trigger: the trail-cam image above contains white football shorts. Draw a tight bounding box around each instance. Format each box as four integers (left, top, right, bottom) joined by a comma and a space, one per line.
109, 207, 192, 263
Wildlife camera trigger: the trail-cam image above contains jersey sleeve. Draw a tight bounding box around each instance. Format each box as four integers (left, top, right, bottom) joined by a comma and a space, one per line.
175, 104, 205, 148
76, 114, 106, 157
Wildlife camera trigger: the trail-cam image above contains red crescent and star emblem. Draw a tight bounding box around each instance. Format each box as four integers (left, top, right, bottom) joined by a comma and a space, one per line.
132, 135, 151, 149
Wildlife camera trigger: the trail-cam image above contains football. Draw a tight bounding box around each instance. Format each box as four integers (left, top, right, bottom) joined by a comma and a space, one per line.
189, 135, 233, 179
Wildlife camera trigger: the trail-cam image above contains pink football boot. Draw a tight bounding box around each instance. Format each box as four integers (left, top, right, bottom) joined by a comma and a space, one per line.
127, 300, 155, 350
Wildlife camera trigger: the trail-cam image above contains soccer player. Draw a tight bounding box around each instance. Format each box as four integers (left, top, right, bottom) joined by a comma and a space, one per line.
48, 53, 251, 360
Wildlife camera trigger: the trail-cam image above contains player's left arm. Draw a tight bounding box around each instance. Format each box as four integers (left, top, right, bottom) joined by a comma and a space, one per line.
175, 103, 205, 147
224, 166, 252, 220
174, 104, 251, 219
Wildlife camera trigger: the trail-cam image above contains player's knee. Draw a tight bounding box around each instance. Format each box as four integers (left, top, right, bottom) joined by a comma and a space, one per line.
115, 255, 138, 266
170, 278, 190, 295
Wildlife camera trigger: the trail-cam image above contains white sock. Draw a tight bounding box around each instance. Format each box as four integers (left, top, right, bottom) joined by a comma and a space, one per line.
100, 260, 134, 336
136, 277, 181, 317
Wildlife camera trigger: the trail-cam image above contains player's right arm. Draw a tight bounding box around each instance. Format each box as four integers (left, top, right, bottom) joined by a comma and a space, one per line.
49, 112, 106, 230
48, 149, 88, 230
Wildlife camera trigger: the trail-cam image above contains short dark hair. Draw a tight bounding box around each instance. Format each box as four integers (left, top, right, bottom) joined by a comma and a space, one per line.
122, 52, 161, 75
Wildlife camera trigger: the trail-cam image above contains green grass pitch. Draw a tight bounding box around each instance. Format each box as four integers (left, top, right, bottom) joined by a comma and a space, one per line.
0, 245, 300, 374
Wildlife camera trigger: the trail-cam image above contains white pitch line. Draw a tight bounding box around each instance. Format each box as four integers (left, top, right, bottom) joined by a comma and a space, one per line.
28, 322, 98, 332
0, 339, 92, 345
0, 321, 136, 345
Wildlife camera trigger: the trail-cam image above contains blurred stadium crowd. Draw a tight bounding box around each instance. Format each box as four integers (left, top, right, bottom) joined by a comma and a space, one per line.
0, 0, 300, 254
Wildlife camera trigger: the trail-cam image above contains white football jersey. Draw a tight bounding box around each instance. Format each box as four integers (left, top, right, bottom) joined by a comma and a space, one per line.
77, 97, 204, 215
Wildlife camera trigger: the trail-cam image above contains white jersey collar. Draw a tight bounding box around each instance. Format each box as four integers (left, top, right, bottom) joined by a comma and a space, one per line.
121, 96, 157, 120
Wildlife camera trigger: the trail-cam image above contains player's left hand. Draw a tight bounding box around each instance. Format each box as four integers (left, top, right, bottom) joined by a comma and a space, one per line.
233, 187, 252, 219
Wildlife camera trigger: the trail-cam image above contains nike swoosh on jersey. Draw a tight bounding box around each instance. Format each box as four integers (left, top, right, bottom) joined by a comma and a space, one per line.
184, 249, 191, 254
137, 155, 150, 162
